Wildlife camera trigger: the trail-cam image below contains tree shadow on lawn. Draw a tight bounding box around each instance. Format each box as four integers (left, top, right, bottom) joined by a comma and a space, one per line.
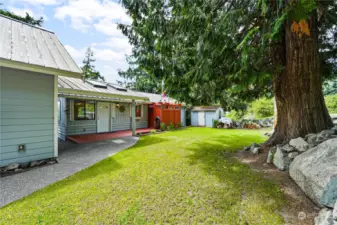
35, 136, 169, 192
130, 135, 169, 149
184, 134, 285, 224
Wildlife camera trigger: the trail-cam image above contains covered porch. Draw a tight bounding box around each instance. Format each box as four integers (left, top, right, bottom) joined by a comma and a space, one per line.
66, 128, 156, 144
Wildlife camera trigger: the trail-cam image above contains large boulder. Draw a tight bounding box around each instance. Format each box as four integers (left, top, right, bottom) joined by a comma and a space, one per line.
290, 138, 337, 208
289, 137, 309, 152
315, 208, 337, 225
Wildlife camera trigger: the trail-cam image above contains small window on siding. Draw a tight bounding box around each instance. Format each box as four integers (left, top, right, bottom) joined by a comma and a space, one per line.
74, 101, 96, 120
136, 105, 142, 118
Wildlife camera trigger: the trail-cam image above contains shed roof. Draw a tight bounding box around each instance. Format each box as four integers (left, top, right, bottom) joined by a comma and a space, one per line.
191, 106, 221, 112
58, 77, 149, 101
0, 15, 82, 77
133, 91, 183, 105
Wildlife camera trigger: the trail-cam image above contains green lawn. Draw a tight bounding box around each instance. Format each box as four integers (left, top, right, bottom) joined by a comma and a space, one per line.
0, 128, 285, 225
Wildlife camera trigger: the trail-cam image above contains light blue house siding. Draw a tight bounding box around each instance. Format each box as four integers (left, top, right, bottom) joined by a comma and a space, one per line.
58, 99, 148, 139
181, 108, 186, 126
0, 67, 55, 167
191, 112, 198, 126
205, 112, 216, 128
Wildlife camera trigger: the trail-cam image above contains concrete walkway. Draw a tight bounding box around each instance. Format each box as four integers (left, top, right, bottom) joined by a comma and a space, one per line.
0, 136, 139, 208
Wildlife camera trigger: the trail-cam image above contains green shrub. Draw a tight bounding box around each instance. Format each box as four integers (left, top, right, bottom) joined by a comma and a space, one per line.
226, 110, 246, 121
325, 94, 337, 113
150, 129, 157, 134
250, 98, 274, 119
176, 122, 183, 128
160, 123, 167, 131
168, 122, 175, 131
212, 120, 219, 128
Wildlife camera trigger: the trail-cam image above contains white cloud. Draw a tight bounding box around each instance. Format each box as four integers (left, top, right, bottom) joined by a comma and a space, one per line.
64, 45, 86, 65
8, 6, 35, 17
55, 0, 132, 33
20, 0, 60, 5
65, 44, 130, 82
93, 19, 124, 37
95, 37, 130, 49
56, 0, 133, 82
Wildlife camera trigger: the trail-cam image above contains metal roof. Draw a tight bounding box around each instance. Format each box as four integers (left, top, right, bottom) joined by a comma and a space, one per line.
58, 77, 149, 101
133, 91, 183, 105
191, 106, 221, 111
0, 15, 82, 77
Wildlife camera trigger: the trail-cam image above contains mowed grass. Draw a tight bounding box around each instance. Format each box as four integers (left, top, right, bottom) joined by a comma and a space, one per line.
0, 128, 285, 225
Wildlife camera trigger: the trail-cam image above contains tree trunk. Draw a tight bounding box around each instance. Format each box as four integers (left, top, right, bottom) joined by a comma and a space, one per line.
267, 12, 333, 145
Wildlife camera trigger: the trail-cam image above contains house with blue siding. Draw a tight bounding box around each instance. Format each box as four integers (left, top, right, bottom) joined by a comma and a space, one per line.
191, 106, 224, 127
57, 77, 187, 140
0, 15, 82, 168
57, 77, 150, 140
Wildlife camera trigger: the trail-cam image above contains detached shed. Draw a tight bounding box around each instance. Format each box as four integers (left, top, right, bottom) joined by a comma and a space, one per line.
191, 106, 224, 127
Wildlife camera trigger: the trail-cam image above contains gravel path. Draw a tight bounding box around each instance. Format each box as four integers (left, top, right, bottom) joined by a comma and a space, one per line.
0, 136, 139, 208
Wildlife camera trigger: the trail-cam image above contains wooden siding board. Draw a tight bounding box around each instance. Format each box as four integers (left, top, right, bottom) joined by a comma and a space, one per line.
1, 124, 54, 133
0, 105, 53, 112
1, 146, 54, 160
0, 118, 53, 126
0, 68, 54, 167
0, 130, 53, 140
0, 98, 53, 107
1, 141, 53, 154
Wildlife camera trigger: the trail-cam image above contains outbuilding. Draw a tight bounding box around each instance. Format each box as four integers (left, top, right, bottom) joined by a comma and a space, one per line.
0, 15, 82, 167
191, 106, 224, 127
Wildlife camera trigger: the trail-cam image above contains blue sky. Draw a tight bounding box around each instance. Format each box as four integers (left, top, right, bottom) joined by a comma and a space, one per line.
2, 0, 133, 82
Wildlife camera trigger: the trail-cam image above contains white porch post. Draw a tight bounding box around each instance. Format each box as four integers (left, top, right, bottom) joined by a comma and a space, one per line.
131, 99, 136, 136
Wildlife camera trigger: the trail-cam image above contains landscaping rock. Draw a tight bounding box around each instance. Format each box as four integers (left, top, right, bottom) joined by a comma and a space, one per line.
244, 146, 250, 151
290, 138, 337, 208
306, 133, 319, 148
314, 208, 337, 225
280, 144, 296, 152
30, 161, 39, 167
252, 147, 260, 154
288, 152, 299, 159
273, 146, 291, 171
5, 163, 19, 171
20, 162, 30, 169
249, 143, 260, 152
266, 149, 274, 164
289, 137, 309, 152
320, 129, 336, 138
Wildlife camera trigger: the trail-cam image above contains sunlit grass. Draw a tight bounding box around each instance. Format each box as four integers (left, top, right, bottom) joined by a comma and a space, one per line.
0, 128, 285, 225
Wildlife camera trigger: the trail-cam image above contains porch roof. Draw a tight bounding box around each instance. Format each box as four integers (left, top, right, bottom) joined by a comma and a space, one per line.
58, 77, 149, 101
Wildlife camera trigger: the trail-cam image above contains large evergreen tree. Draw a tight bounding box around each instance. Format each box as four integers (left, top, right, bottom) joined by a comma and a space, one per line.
119, 0, 336, 144
82, 48, 105, 81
